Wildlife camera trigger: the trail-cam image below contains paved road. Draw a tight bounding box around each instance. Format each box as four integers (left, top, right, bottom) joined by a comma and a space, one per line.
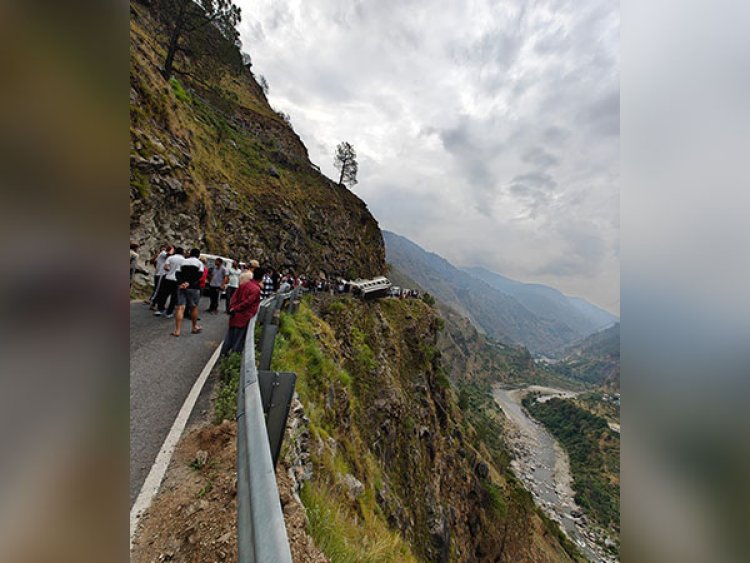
130, 300, 229, 507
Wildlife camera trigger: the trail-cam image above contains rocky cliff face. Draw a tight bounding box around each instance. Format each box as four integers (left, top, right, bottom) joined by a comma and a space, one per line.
129, 2, 384, 277
273, 297, 581, 562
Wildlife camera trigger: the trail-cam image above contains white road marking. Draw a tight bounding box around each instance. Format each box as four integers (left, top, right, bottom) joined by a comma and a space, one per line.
129, 343, 223, 551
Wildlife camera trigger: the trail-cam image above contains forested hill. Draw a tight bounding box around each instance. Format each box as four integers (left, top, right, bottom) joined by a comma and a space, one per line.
550, 323, 620, 389
129, 0, 384, 278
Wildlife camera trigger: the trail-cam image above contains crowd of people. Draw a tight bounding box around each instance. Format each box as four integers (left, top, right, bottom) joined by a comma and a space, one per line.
135, 244, 354, 356
133, 242, 421, 354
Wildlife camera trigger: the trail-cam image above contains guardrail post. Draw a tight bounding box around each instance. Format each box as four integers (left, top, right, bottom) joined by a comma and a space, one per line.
257, 371, 297, 467
288, 288, 301, 315
258, 319, 278, 371
258, 298, 273, 326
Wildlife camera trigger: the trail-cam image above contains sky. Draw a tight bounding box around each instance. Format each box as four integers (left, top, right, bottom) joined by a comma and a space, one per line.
237, 0, 619, 315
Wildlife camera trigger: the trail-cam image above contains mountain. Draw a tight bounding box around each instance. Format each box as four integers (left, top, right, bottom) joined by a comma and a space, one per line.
463, 266, 617, 337
384, 230, 583, 355
567, 296, 619, 332
129, 1, 384, 282
551, 323, 621, 389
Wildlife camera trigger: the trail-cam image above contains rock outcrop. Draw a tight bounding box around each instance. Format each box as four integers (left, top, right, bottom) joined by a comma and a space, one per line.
129, 2, 384, 278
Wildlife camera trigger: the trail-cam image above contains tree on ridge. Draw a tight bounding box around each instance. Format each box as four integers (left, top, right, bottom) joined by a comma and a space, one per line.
334, 141, 358, 187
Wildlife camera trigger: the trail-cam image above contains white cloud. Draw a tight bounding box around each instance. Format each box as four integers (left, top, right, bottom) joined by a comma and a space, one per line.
237, 0, 619, 314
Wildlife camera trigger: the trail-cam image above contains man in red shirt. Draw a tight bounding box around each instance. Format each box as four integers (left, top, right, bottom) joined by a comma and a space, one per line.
220, 267, 264, 356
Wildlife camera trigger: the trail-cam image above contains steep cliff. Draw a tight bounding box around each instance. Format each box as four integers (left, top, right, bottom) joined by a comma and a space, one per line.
273, 296, 582, 562
129, 1, 384, 277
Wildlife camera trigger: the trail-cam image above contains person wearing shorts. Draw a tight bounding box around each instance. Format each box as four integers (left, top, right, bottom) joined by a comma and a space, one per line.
172, 248, 204, 337
178, 287, 201, 310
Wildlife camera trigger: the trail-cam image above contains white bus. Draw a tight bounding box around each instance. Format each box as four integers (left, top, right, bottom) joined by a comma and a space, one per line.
349, 276, 392, 300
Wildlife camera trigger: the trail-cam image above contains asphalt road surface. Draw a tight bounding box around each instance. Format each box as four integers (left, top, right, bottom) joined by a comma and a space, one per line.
130, 300, 229, 506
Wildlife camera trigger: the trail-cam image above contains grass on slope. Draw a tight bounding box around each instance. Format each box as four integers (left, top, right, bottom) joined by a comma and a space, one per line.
130, 4, 341, 254
271, 300, 417, 563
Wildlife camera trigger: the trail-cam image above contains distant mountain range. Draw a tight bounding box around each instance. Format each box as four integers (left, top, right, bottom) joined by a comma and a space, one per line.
463, 266, 617, 338
383, 230, 617, 356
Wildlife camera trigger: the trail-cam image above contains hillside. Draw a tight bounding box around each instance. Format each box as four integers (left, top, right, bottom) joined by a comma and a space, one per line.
274, 297, 582, 562
549, 323, 620, 389
462, 266, 617, 338
384, 231, 581, 355
129, 1, 384, 279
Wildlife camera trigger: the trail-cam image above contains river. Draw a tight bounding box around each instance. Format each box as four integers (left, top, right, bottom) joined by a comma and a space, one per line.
492, 385, 617, 563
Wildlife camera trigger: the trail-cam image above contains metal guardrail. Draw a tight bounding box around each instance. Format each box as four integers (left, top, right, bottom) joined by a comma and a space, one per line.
236, 287, 302, 563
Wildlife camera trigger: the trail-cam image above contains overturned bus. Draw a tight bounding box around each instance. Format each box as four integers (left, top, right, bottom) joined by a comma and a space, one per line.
349, 276, 392, 300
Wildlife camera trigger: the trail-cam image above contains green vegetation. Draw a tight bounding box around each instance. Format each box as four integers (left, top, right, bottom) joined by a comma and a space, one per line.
300, 482, 416, 563
213, 352, 241, 423
576, 392, 620, 425
548, 323, 620, 388
130, 168, 151, 198
421, 292, 436, 306
523, 395, 620, 532
350, 327, 377, 376
482, 479, 508, 518
169, 76, 192, 103
457, 383, 512, 472
271, 300, 417, 562
545, 358, 616, 386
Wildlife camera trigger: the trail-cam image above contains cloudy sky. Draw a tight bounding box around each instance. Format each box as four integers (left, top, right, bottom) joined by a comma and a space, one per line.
237, 0, 619, 314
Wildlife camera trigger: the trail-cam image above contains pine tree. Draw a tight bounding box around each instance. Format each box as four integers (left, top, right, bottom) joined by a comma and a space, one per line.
333, 142, 359, 187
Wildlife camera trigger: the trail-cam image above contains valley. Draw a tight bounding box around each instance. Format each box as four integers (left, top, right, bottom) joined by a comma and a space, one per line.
493, 385, 619, 563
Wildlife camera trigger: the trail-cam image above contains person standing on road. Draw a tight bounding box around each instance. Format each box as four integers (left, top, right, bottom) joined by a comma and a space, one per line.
221, 267, 264, 355
206, 258, 228, 314
155, 247, 184, 317
147, 244, 172, 309
198, 257, 209, 291
171, 248, 205, 337
225, 260, 242, 314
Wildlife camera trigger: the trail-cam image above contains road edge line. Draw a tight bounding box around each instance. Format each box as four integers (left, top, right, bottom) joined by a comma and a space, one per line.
129, 342, 223, 551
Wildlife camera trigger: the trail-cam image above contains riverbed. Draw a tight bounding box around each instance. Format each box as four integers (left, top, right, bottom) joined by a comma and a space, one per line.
492, 385, 617, 563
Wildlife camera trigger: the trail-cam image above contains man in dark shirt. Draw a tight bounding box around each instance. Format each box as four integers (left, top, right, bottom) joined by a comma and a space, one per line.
172, 248, 205, 337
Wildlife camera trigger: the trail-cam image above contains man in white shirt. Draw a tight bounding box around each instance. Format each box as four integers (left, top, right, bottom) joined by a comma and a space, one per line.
154, 247, 185, 317
148, 244, 172, 309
